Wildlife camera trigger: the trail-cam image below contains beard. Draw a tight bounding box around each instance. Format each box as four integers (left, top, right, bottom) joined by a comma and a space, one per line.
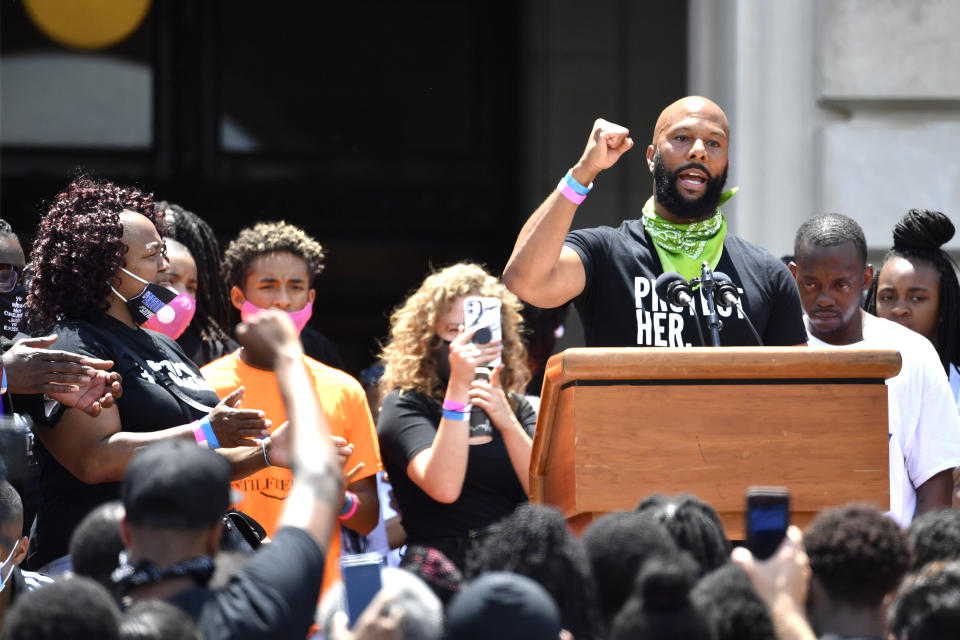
653, 151, 729, 221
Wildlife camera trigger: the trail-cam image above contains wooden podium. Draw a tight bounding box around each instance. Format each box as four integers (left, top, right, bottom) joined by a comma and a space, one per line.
529, 347, 901, 538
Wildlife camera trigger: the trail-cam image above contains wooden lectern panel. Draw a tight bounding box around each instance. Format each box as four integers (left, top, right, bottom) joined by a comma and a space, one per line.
530, 348, 901, 538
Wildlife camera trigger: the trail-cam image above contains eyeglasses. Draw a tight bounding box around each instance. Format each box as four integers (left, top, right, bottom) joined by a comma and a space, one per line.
0, 264, 21, 294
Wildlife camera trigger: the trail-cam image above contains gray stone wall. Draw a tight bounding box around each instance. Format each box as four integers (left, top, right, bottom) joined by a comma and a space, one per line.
688, 0, 960, 256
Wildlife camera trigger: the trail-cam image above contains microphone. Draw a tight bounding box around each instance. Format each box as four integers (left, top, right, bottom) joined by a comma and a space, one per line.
712, 272, 740, 309
711, 271, 764, 346
654, 272, 694, 308
653, 271, 705, 347
698, 262, 723, 346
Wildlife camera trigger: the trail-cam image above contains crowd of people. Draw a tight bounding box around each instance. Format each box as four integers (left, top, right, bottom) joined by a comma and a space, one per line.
1, 94, 959, 639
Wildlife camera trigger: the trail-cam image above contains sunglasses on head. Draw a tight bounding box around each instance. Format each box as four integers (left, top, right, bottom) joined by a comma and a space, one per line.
0, 264, 22, 294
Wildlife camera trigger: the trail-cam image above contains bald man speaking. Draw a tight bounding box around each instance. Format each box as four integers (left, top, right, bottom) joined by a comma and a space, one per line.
503, 96, 806, 348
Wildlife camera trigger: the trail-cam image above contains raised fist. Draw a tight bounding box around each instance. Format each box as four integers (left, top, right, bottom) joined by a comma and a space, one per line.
577, 118, 634, 178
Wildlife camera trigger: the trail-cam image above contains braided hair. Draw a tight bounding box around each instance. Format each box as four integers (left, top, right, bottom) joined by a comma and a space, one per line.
864, 209, 960, 375
157, 202, 233, 346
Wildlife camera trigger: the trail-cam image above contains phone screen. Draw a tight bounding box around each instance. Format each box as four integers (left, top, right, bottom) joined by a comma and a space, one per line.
341, 553, 384, 626
746, 489, 789, 560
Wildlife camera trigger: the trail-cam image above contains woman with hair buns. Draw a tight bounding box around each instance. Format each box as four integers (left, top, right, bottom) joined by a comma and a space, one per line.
377, 262, 534, 571
864, 209, 960, 402
864, 209, 960, 507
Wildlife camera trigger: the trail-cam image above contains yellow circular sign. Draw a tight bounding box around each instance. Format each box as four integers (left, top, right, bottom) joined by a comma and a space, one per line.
24, 0, 152, 50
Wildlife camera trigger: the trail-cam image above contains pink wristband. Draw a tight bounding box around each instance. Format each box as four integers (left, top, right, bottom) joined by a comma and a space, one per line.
443, 399, 467, 411
338, 491, 359, 521
192, 422, 207, 445
557, 180, 587, 205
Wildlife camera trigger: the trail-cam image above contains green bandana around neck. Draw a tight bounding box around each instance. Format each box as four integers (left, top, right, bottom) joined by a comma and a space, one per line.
641, 187, 738, 282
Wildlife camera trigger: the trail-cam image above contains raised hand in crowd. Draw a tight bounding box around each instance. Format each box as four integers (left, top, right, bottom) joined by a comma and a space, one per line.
4, 334, 122, 417
731, 526, 816, 640
235, 309, 342, 550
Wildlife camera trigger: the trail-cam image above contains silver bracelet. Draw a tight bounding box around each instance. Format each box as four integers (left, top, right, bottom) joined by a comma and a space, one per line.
262, 439, 272, 467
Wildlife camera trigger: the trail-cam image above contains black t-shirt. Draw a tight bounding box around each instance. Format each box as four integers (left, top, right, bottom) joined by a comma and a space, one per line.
169, 527, 325, 640
565, 220, 807, 347
25, 314, 222, 569
377, 389, 535, 544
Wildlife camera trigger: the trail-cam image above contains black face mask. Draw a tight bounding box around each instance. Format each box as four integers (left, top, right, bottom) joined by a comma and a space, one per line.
0, 284, 25, 340
432, 338, 452, 381
111, 267, 177, 326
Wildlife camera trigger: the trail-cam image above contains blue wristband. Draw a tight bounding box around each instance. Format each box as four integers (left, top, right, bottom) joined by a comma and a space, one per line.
199, 417, 220, 449
338, 491, 355, 516
442, 408, 468, 421
564, 169, 593, 196
0, 365, 6, 395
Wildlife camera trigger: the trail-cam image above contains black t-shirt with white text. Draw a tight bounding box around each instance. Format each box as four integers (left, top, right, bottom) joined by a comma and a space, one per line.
377, 389, 535, 546
565, 219, 807, 347
25, 313, 222, 569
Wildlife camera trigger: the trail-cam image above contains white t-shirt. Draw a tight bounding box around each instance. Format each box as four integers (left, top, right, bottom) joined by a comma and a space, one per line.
949, 365, 960, 412
807, 313, 960, 526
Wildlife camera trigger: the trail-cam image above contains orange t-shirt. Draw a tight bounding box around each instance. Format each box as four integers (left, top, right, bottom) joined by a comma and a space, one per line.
201, 350, 382, 593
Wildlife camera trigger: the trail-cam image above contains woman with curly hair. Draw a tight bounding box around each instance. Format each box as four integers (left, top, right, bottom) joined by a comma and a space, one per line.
377, 262, 534, 571
22, 179, 271, 573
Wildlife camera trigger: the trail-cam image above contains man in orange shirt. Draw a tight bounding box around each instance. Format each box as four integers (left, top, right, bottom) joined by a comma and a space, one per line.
202, 221, 381, 593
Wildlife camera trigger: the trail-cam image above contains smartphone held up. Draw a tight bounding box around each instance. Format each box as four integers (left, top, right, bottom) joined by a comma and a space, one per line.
463, 296, 502, 367
745, 486, 790, 561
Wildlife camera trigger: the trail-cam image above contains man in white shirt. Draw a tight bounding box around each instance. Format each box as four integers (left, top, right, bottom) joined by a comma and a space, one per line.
789, 213, 960, 526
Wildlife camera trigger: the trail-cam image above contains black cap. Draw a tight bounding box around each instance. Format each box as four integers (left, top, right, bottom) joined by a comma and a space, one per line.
123, 440, 231, 528
444, 572, 561, 640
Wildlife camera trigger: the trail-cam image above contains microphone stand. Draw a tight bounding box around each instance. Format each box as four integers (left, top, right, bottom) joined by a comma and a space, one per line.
699, 261, 723, 347
686, 295, 706, 347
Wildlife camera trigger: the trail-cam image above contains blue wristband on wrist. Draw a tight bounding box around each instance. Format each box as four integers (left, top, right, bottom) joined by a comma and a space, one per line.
442, 408, 468, 421
564, 169, 593, 196
0, 365, 6, 395
199, 417, 221, 449
338, 491, 355, 516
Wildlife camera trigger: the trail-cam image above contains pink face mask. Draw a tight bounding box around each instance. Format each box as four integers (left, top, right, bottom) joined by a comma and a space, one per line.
143, 290, 196, 340
240, 300, 313, 334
